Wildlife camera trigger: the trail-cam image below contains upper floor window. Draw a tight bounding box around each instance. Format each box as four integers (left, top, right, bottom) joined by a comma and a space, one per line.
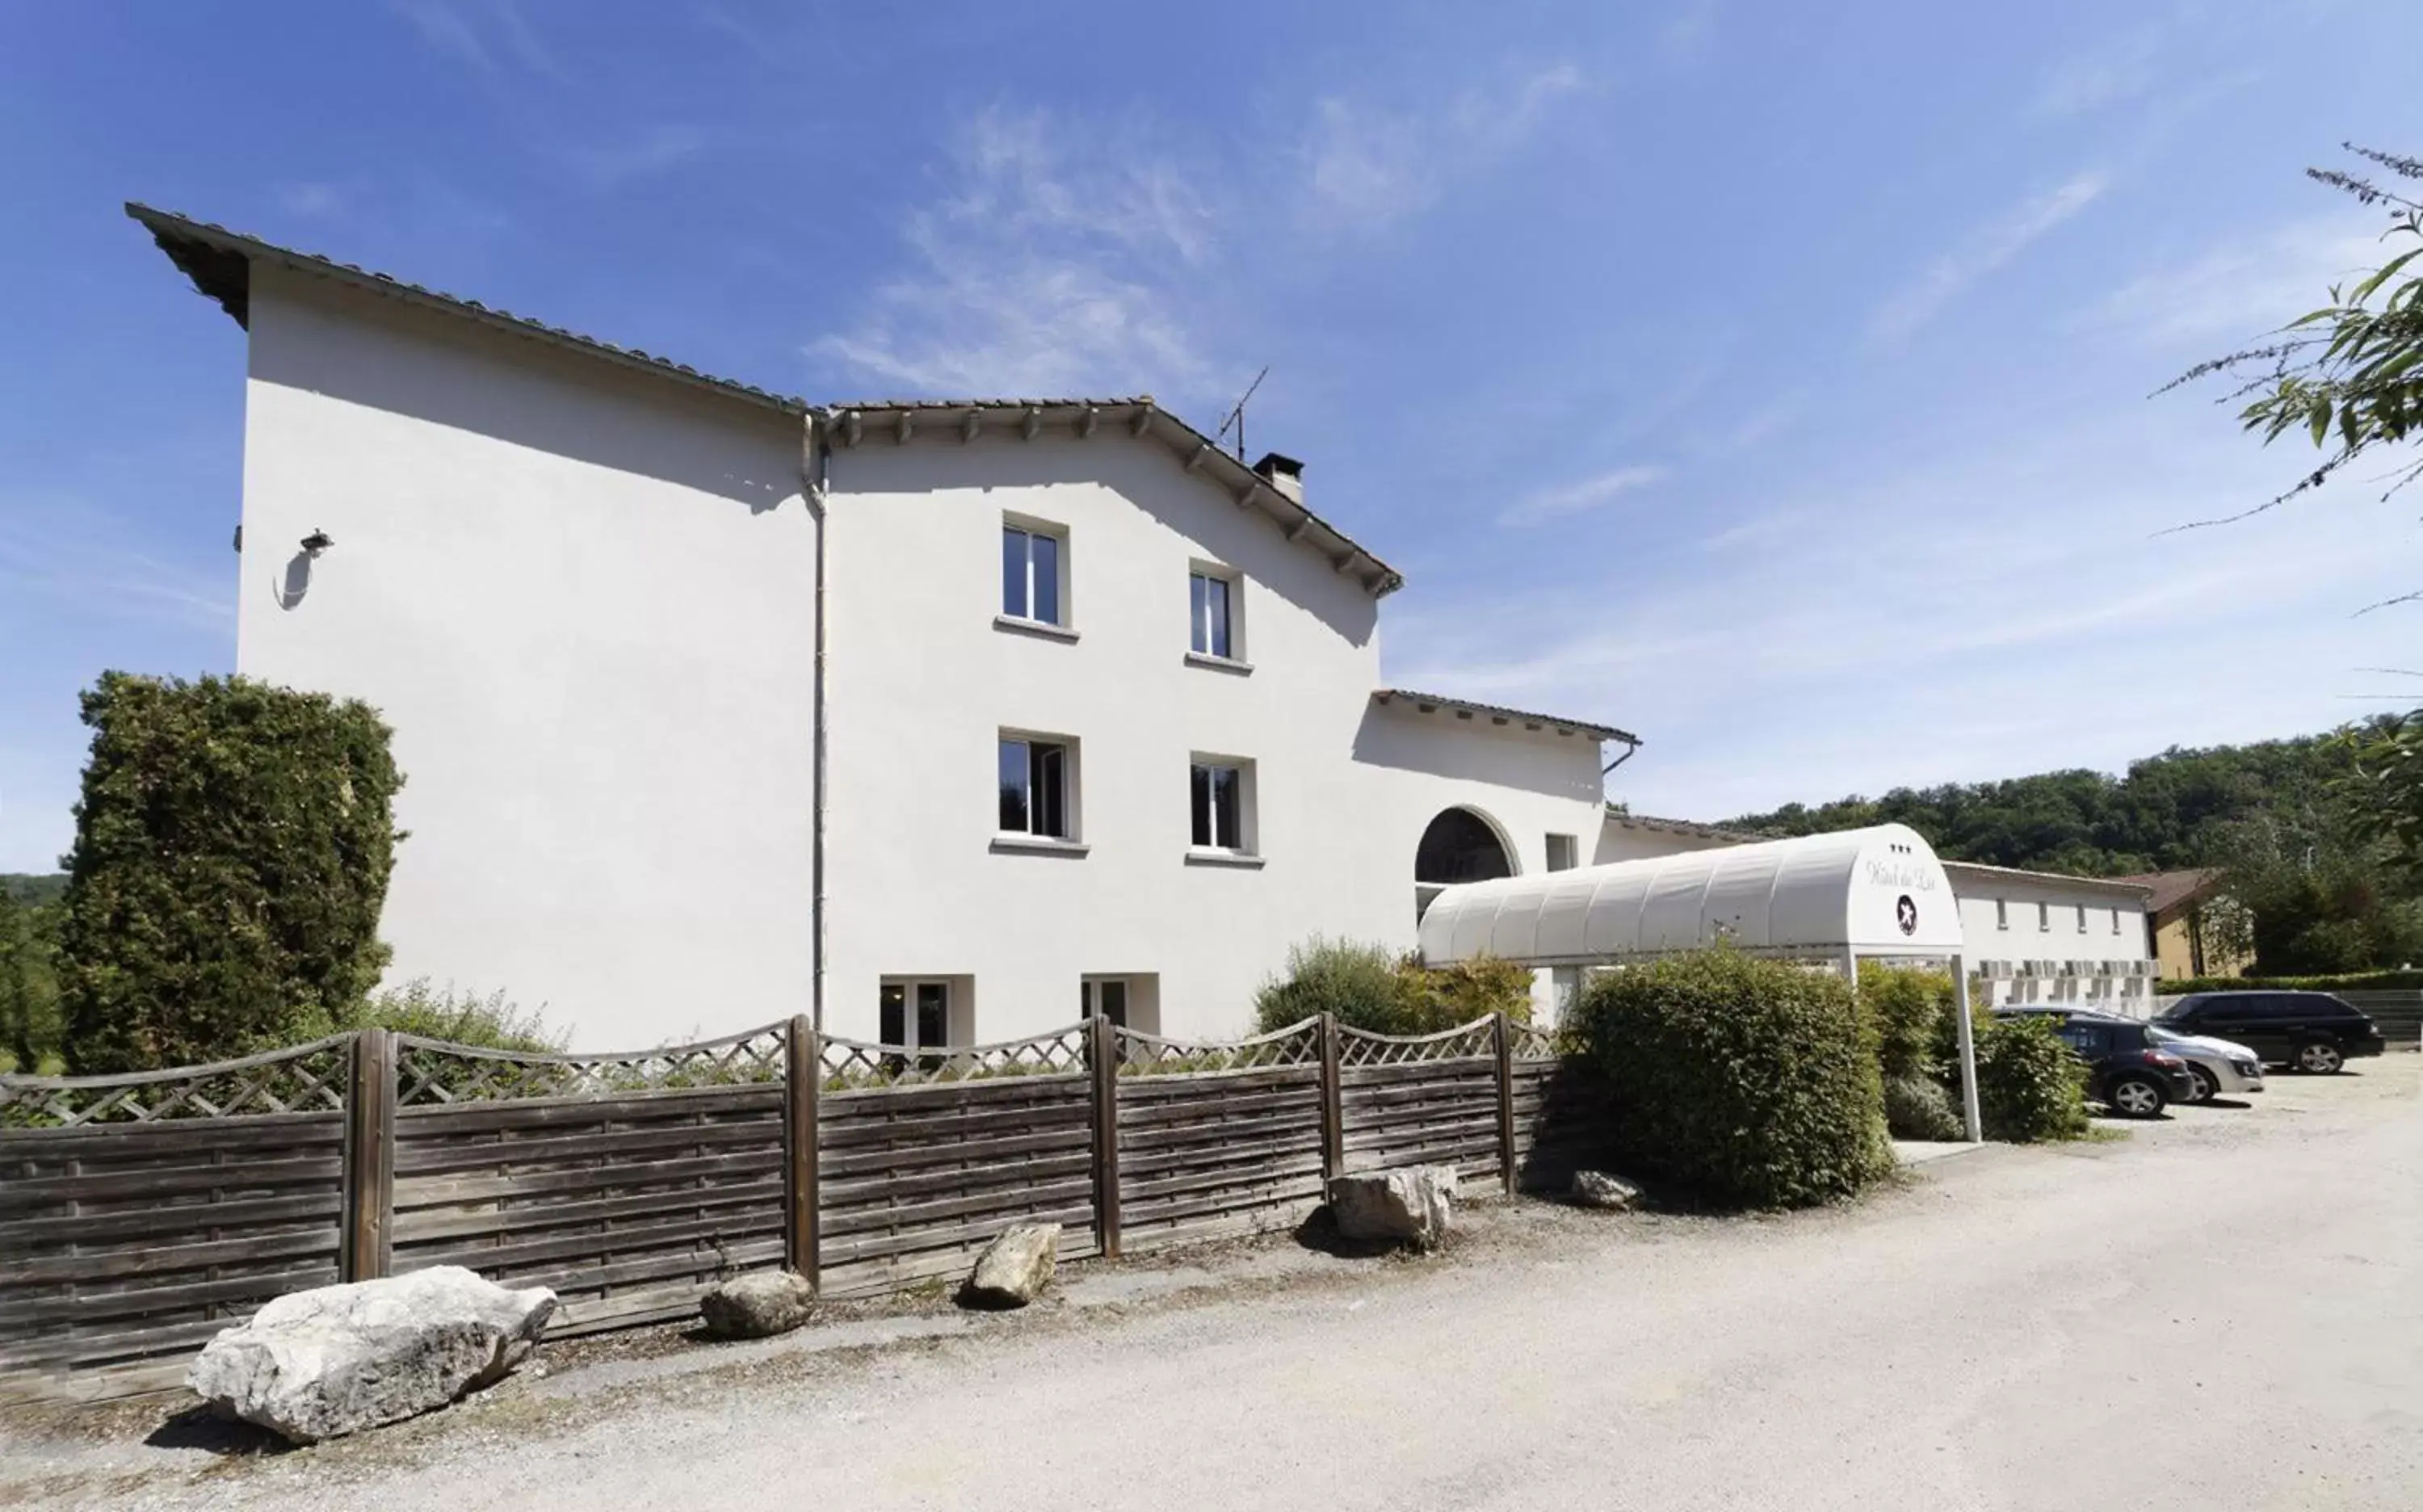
1995, 898, 2009, 930
1546, 834, 1578, 872
1189, 567, 1237, 659
2037, 901, 2051, 932
1002, 522, 1065, 626
2111, 908, 2122, 934
2076, 904, 2089, 934
999, 735, 1071, 839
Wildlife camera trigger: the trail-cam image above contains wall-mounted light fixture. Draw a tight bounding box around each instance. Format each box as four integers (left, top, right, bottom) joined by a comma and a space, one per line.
300, 530, 334, 557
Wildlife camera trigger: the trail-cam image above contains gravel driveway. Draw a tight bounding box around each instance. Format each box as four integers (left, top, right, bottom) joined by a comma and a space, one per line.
13, 1058, 2420, 1511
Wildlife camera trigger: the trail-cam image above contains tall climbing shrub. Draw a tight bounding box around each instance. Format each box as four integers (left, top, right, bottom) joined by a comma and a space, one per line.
57, 674, 404, 1073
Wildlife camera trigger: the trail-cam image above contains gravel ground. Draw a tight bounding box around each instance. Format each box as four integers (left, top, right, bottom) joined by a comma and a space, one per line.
9, 1057, 2419, 1511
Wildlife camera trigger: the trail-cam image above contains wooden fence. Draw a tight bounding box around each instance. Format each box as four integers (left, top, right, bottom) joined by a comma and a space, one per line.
1, 1012, 1591, 1402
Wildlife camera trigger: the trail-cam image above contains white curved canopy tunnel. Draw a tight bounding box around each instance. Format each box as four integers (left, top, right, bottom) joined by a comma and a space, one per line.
1418, 824, 1981, 1142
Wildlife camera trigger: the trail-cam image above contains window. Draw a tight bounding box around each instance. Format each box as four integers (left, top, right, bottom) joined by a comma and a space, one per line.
2076, 905, 2089, 934
1545, 834, 1578, 872
999, 736, 1070, 839
1189, 569, 1233, 657
879, 980, 952, 1068
1002, 523, 1065, 625
1081, 977, 1129, 1028
2037, 901, 2051, 932
2111, 908, 2122, 934
1191, 762, 1245, 850
1995, 899, 2009, 930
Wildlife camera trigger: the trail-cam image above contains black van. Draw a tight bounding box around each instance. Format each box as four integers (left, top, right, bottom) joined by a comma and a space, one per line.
2152, 991, 2387, 1074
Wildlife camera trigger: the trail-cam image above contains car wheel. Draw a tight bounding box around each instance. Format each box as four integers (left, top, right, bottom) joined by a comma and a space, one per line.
2187, 1065, 2219, 1102
2295, 1041, 2344, 1075
2108, 1075, 2166, 1118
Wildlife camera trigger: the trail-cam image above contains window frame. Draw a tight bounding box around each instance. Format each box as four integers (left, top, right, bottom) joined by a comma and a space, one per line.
1186, 753, 1259, 860
1995, 898, 2009, 930
2076, 904, 2089, 934
997, 731, 1078, 843
2038, 901, 2051, 933
878, 978, 955, 1068
1184, 561, 1249, 670
1001, 517, 1070, 628
1545, 834, 1579, 872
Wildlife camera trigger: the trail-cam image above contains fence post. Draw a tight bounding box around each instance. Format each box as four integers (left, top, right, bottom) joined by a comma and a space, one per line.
1316, 1011, 1344, 1183
339, 1028, 396, 1283
1087, 1012, 1122, 1258
784, 1014, 821, 1288
1492, 1012, 1518, 1196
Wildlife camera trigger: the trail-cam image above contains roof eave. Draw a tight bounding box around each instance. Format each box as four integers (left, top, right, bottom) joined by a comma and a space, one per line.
822, 399, 1405, 598
127, 203, 812, 418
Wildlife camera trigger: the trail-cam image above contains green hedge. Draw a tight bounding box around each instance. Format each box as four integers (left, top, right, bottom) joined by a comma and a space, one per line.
1967, 1013, 2090, 1141
1568, 948, 1893, 1209
57, 674, 404, 1073
2161, 969, 2423, 994
1253, 937, 1532, 1035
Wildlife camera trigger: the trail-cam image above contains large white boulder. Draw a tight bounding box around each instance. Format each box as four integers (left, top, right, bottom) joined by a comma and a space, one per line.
963, 1223, 1060, 1308
1329, 1166, 1457, 1251
188, 1266, 556, 1443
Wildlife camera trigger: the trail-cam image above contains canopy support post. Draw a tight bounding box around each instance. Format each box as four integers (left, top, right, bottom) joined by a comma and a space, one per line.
1951, 953, 1983, 1143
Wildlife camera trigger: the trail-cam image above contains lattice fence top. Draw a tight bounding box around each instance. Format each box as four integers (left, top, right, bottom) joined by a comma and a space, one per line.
0, 1035, 352, 1129
819, 1022, 1089, 1090
1115, 1016, 1321, 1077
1510, 1023, 1563, 1060
1337, 1016, 1497, 1068
394, 1021, 789, 1106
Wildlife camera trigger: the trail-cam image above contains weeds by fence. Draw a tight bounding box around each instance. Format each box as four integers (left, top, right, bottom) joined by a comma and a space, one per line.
0, 1010, 1593, 1403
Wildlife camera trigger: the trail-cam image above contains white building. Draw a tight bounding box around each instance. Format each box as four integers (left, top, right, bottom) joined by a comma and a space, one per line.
1581, 815, 2162, 1014
1938, 862, 2157, 1011
132, 205, 1635, 1051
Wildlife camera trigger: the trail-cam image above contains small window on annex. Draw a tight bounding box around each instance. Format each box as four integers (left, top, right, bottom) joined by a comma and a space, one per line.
999, 734, 1073, 840
1002, 520, 1067, 626
1546, 834, 1579, 872
1189, 757, 1256, 854
1189, 566, 1241, 660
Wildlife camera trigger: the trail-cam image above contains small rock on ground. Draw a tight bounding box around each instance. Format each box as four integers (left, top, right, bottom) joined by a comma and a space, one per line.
700, 1270, 817, 1339
1571, 1170, 1640, 1211
964, 1224, 1060, 1308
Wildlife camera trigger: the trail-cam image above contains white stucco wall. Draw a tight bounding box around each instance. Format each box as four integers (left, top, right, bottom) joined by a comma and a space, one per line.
237, 268, 818, 1048
1943, 864, 2154, 1009
821, 436, 1607, 1043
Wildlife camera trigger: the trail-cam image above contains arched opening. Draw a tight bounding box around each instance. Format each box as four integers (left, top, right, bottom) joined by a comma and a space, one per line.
1416, 807, 1514, 886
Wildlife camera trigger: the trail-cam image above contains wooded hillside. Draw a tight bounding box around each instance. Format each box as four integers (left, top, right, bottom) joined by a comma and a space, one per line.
1723, 737, 2344, 876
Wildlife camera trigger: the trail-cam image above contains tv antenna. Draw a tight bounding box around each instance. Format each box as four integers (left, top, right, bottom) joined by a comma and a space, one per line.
1214, 366, 1269, 461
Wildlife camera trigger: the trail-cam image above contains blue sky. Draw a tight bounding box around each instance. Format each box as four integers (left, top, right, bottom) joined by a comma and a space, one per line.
5, 1, 2421, 872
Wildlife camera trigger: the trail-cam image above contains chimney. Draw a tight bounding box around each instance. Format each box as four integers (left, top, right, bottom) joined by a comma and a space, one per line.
1252, 452, 1304, 507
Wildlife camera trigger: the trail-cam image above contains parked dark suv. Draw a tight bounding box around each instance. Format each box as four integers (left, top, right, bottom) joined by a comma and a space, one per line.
1998, 1009, 2199, 1116
2153, 991, 2387, 1074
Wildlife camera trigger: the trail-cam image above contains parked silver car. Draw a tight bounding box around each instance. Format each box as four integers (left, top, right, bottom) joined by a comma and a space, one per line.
2146, 1025, 2265, 1102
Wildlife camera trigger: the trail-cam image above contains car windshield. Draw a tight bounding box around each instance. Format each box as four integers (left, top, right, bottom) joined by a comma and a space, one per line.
2147, 1026, 2186, 1046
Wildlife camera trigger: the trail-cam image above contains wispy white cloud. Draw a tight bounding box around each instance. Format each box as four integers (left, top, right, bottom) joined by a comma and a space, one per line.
1498, 465, 1669, 527
2086, 216, 2392, 351
0, 510, 229, 633
1867, 170, 2110, 342
555, 124, 711, 190
277, 183, 346, 218
2029, 20, 2173, 119
1658, 0, 1721, 65
1300, 63, 1586, 233
388, 0, 565, 79
812, 108, 1225, 401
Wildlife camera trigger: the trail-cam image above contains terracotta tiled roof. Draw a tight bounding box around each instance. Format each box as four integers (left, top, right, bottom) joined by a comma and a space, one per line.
2110, 868, 2221, 916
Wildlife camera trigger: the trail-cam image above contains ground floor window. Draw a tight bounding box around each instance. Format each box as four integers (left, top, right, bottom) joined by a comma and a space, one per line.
880, 979, 951, 1060
1081, 976, 1128, 1027
1551, 966, 1581, 1020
